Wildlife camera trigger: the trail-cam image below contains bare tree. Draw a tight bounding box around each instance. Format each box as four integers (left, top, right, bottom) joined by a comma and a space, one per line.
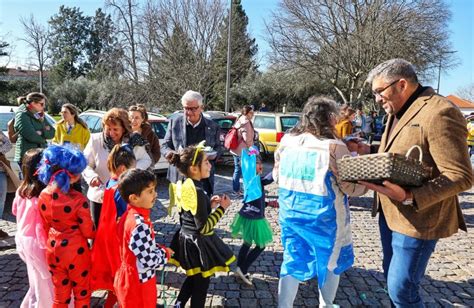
138, 0, 225, 110
19, 15, 50, 93
106, 0, 140, 83
457, 83, 474, 102
266, 0, 454, 104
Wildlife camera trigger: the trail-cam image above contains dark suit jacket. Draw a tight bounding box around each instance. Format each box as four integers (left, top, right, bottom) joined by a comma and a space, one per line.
161, 114, 223, 184
374, 87, 472, 240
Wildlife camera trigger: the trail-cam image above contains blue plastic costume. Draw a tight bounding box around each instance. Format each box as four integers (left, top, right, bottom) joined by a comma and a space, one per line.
241, 147, 262, 203
275, 134, 354, 288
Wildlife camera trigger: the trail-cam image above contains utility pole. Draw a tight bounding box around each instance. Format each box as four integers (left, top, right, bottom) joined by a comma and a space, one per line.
436, 50, 457, 94
224, 0, 233, 112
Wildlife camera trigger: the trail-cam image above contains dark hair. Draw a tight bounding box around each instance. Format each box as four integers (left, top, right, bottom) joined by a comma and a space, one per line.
37, 145, 87, 193
129, 104, 148, 122
241, 105, 254, 116
59, 103, 88, 129
118, 169, 157, 203
169, 145, 205, 176
340, 107, 356, 121
17, 92, 47, 106
107, 144, 136, 173
290, 96, 338, 139
18, 148, 45, 199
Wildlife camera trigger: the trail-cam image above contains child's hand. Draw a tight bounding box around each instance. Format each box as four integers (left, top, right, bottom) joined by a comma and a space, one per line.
165, 247, 174, 256
220, 194, 231, 210
90, 177, 102, 187
210, 195, 221, 208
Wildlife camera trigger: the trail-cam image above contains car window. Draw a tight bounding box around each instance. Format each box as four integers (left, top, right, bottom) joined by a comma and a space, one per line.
280, 116, 300, 132
151, 121, 168, 139
253, 115, 275, 130
0, 112, 14, 131
213, 118, 234, 129
84, 115, 101, 133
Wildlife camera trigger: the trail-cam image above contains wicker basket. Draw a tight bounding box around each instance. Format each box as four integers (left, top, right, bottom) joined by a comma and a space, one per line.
336, 145, 431, 187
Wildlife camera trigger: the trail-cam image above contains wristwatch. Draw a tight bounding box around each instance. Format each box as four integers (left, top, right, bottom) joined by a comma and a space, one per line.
402, 190, 414, 206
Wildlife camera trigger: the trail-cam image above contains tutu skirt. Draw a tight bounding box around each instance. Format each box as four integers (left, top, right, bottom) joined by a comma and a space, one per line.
231, 214, 273, 247
169, 229, 235, 278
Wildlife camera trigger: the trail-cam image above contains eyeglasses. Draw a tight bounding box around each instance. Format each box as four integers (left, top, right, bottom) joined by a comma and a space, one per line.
183, 106, 200, 112
372, 79, 400, 98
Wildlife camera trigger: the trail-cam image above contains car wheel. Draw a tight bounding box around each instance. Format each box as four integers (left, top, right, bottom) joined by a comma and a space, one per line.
259, 141, 267, 161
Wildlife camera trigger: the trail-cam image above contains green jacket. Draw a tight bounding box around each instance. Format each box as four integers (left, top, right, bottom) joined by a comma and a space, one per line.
14, 103, 55, 162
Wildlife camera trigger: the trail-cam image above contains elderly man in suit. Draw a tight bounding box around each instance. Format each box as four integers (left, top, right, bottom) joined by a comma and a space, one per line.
162, 90, 223, 195
361, 59, 472, 307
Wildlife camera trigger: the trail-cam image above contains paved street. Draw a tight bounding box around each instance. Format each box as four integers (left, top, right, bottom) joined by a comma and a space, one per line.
0, 162, 473, 307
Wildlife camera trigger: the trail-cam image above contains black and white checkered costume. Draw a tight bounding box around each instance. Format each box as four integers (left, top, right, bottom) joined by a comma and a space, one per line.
128, 214, 167, 283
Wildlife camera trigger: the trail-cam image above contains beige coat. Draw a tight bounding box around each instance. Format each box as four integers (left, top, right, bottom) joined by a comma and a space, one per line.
374, 87, 472, 240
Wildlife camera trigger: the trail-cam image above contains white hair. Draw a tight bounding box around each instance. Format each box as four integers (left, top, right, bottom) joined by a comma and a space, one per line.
181, 90, 203, 106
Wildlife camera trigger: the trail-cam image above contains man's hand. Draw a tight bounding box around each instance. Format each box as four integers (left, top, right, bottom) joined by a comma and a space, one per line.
359, 180, 407, 202
165, 151, 176, 162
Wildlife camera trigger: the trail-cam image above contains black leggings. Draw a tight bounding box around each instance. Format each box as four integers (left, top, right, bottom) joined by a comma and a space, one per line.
90, 201, 102, 229
237, 242, 265, 274
175, 275, 210, 308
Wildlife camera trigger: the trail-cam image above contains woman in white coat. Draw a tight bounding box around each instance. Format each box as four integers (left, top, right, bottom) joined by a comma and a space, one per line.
82, 108, 152, 228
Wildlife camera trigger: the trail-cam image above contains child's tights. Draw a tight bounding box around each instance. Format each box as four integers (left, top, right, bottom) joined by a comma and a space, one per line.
175, 274, 210, 308
237, 242, 265, 274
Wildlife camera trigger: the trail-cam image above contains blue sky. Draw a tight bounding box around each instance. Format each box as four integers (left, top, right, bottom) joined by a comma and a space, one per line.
1, 0, 473, 96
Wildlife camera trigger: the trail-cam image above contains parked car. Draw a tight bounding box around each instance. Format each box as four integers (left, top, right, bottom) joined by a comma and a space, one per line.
78, 110, 169, 172
252, 112, 301, 159
0, 105, 56, 178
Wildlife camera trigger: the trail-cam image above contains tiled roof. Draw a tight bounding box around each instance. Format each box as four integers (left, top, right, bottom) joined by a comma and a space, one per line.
447, 95, 474, 108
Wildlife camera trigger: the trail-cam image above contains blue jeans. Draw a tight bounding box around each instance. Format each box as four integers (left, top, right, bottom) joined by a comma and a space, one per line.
0, 172, 7, 218
232, 155, 241, 192
379, 211, 437, 307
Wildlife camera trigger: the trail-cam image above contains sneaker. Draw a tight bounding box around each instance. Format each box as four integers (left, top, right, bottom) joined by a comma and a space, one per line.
234, 267, 253, 286
230, 190, 243, 198
266, 200, 279, 208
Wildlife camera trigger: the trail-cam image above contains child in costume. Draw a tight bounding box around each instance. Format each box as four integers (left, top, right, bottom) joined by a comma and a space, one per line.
90, 144, 136, 307
37, 145, 96, 308
114, 169, 172, 308
231, 154, 273, 286
13, 148, 53, 307
168, 142, 235, 308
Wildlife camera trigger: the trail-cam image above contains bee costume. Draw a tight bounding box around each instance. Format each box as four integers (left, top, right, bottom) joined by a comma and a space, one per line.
168, 142, 235, 280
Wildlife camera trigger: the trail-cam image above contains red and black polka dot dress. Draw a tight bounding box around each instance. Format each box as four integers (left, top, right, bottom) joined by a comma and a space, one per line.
39, 186, 96, 308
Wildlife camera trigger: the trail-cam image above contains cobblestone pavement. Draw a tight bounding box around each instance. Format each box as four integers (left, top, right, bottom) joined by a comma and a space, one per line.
1, 162, 473, 307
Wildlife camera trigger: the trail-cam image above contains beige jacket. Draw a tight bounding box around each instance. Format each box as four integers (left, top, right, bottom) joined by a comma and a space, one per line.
374, 87, 472, 240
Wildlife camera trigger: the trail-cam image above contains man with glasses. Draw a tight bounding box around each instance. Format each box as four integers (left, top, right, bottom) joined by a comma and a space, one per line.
162, 90, 223, 195
360, 59, 472, 307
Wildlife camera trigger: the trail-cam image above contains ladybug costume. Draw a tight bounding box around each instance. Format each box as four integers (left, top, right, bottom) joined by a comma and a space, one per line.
39, 187, 95, 308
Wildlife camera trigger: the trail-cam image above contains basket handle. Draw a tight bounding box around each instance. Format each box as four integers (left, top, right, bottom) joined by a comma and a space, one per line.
405, 145, 423, 162
341, 155, 352, 160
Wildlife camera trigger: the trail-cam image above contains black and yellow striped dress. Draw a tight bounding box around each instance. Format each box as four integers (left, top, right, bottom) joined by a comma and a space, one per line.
169, 180, 235, 278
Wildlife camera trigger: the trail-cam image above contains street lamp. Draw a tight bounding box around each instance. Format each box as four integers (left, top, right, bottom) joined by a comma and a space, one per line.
224, 0, 233, 112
